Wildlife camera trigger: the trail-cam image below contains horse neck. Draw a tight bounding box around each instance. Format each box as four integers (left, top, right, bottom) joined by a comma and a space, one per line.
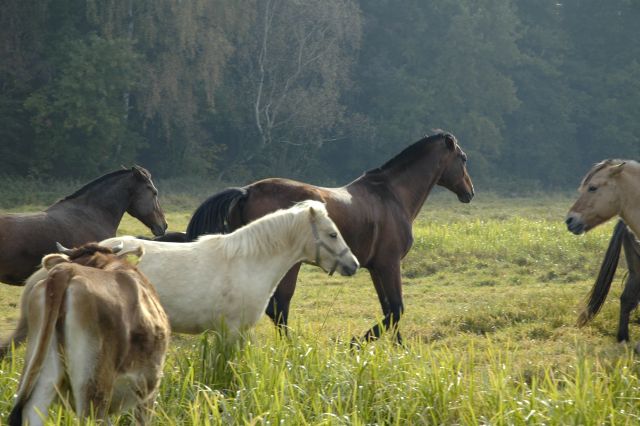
225, 209, 309, 262
618, 164, 640, 236
379, 142, 450, 219
218, 210, 309, 294
48, 173, 133, 231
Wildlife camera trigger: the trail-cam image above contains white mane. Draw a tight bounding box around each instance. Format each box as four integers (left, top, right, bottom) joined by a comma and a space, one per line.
195, 199, 329, 259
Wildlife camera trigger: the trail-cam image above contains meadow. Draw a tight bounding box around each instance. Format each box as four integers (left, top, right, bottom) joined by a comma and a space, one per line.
1, 187, 640, 425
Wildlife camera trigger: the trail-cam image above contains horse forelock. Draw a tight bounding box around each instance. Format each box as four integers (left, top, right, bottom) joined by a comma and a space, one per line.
580, 159, 625, 187
293, 199, 328, 215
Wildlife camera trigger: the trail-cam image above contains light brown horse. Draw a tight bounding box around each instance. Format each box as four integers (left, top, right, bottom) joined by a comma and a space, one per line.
185, 132, 474, 344
566, 159, 640, 237
0, 166, 167, 285
566, 160, 640, 343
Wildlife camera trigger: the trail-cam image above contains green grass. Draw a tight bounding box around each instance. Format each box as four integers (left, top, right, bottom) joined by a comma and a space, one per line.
2, 192, 640, 424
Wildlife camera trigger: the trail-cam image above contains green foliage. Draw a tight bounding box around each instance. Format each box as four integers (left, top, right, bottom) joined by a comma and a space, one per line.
24, 35, 141, 176
1, 1, 640, 186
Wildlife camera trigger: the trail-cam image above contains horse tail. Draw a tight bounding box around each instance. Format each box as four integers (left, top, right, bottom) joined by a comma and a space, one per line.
185, 187, 248, 241
9, 267, 70, 426
577, 220, 627, 327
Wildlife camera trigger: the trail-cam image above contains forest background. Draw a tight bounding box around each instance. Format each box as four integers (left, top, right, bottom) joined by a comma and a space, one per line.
1, 0, 639, 190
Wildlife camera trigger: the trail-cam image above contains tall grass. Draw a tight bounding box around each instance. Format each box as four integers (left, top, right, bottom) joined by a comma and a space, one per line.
2, 193, 640, 424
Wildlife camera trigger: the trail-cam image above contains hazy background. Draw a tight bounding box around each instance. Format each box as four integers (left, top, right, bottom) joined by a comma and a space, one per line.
1, 0, 639, 191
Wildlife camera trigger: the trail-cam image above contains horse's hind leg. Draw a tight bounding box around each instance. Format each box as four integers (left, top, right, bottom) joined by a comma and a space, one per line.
265, 263, 301, 334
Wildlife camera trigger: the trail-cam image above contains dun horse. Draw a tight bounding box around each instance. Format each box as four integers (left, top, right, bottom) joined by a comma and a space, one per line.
1, 201, 358, 357
566, 160, 640, 343
185, 132, 474, 344
0, 166, 167, 285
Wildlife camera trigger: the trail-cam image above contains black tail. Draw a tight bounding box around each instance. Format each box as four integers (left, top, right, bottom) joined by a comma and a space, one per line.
185, 187, 248, 241
8, 401, 24, 426
577, 220, 627, 327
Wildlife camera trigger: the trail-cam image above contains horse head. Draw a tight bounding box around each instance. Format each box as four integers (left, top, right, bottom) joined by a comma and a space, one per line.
300, 200, 359, 276
566, 160, 626, 234
126, 166, 168, 237
435, 133, 475, 203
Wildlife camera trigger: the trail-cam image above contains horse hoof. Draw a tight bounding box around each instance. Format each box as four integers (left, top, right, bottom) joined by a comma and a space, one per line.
350, 337, 363, 350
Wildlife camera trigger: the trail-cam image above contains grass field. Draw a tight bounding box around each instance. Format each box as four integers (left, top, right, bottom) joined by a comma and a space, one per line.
2, 191, 640, 424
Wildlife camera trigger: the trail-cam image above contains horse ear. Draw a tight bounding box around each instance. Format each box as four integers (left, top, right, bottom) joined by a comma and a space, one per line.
43, 253, 69, 270
444, 134, 456, 151
609, 162, 626, 177
131, 165, 150, 180
117, 244, 145, 266
308, 205, 317, 221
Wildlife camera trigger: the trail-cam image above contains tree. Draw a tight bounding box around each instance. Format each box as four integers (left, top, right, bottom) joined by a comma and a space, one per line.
213, 0, 362, 179
351, 0, 523, 180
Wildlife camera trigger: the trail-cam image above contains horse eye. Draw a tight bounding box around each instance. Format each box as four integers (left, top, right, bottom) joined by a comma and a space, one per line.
329, 232, 337, 239
588, 185, 598, 193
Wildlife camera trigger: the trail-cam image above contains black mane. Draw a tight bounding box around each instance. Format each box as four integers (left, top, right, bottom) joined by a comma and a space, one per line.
56, 169, 133, 203
364, 132, 449, 176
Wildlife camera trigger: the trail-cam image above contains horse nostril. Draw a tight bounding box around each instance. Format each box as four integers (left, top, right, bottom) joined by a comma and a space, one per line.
565, 217, 573, 226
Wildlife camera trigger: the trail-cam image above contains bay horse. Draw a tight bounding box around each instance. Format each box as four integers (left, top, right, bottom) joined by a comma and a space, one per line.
1, 201, 357, 357
0, 166, 167, 285
185, 132, 474, 344
566, 160, 640, 344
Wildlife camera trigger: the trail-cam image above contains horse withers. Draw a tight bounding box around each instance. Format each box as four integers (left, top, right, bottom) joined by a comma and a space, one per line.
0, 166, 167, 285
185, 131, 474, 344
566, 160, 640, 346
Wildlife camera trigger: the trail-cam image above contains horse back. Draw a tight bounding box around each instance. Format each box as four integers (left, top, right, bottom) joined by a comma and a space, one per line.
243, 178, 412, 266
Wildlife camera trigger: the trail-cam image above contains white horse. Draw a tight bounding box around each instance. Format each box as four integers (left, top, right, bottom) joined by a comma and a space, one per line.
1, 200, 358, 353
566, 159, 640, 236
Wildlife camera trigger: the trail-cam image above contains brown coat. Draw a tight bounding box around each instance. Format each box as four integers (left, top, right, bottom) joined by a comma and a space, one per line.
9, 244, 170, 426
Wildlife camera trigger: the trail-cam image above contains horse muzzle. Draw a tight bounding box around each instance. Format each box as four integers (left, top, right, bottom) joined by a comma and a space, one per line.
337, 259, 359, 277
457, 190, 474, 204
565, 215, 587, 235
151, 222, 168, 237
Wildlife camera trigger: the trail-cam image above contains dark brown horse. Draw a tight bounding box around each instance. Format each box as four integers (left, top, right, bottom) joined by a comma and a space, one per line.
185, 132, 474, 343
0, 166, 167, 285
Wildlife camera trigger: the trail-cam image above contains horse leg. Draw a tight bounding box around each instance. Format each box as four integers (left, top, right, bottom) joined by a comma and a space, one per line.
0, 271, 40, 360
0, 314, 28, 360
617, 274, 640, 342
618, 233, 640, 341
265, 263, 301, 334
359, 264, 404, 345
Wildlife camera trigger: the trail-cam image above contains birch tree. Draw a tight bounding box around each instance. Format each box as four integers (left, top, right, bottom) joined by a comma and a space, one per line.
220, 0, 362, 177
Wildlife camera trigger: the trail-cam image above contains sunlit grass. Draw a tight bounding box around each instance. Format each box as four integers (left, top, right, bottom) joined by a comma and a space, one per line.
2, 192, 640, 424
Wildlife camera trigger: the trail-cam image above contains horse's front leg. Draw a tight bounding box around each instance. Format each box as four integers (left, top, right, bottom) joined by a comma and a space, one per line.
356, 263, 404, 345
617, 273, 640, 342
265, 263, 301, 335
